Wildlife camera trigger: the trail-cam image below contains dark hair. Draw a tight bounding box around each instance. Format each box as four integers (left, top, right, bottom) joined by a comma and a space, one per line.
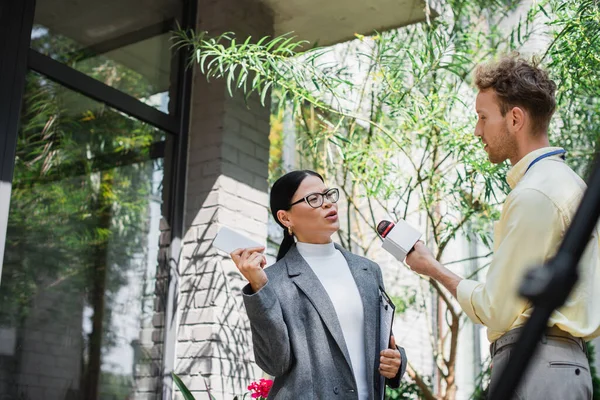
474, 55, 557, 134
270, 170, 324, 261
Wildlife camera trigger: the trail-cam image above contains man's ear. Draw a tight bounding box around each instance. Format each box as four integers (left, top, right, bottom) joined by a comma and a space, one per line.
509, 106, 526, 133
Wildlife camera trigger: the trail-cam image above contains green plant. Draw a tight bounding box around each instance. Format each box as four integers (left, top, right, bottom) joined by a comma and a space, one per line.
173, 373, 201, 400
386, 374, 432, 399
540, 0, 600, 178
586, 342, 600, 400
172, 373, 270, 400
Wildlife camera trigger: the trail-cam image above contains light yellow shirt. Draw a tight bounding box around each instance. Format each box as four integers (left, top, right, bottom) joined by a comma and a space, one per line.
457, 147, 600, 342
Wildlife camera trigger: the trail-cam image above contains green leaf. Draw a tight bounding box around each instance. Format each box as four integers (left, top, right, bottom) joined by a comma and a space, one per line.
206, 56, 222, 76
172, 373, 196, 400
204, 378, 217, 400
239, 35, 252, 52
265, 35, 288, 52
227, 64, 238, 97
237, 65, 249, 89
255, 35, 271, 47
260, 81, 274, 106
276, 35, 299, 55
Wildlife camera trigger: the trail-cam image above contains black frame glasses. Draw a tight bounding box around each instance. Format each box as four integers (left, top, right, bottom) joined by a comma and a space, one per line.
289, 188, 340, 209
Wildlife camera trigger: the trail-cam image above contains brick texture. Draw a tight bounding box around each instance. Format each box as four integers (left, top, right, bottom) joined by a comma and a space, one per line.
133, 215, 171, 399
173, 0, 275, 398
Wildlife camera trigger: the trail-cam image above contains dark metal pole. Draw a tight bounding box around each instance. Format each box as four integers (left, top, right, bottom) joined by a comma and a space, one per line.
161, 0, 197, 398
0, 0, 35, 282
489, 154, 600, 400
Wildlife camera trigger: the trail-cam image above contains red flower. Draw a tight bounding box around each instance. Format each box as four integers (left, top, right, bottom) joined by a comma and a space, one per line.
247, 378, 273, 399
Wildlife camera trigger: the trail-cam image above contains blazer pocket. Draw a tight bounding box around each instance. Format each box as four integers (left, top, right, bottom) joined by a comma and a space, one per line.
548, 361, 588, 371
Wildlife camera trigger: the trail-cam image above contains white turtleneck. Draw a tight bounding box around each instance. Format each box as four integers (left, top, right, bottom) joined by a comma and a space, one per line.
296, 242, 368, 400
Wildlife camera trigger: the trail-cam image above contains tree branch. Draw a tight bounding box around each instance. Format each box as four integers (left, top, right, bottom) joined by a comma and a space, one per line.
444, 252, 493, 266
435, 209, 476, 260
428, 278, 459, 321
407, 364, 437, 400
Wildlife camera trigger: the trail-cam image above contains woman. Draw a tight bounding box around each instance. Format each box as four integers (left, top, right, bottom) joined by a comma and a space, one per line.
231, 170, 407, 399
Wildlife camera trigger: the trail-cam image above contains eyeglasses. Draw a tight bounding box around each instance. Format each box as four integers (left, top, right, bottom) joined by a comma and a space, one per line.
289, 188, 340, 209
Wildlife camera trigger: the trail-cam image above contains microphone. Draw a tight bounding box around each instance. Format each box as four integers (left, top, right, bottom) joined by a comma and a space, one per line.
377, 219, 422, 261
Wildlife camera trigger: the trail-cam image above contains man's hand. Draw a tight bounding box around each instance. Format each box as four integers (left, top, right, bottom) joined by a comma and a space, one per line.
379, 336, 402, 379
230, 246, 268, 292
405, 241, 437, 276
406, 241, 462, 298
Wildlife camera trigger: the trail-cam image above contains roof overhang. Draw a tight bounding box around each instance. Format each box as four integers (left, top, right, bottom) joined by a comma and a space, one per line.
262, 0, 430, 47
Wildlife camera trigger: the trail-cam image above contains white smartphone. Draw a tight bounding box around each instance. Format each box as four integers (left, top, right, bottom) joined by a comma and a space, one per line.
212, 226, 263, 255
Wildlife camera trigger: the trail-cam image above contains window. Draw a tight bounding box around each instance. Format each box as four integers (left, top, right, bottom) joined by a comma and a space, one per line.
0, 0, 193, 399
0, 71, 166, 400
31, 0, 182, 113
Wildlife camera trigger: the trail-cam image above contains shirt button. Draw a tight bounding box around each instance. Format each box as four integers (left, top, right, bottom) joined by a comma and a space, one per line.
333, 386, 339, 394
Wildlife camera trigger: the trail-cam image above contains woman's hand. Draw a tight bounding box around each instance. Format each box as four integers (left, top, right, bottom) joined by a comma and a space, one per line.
379, 335, 402, 379
230, 246, 268, 292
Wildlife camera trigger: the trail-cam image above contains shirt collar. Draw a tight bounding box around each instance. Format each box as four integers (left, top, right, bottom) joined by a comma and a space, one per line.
296, 241, 336, 258
506, 146, 565, 189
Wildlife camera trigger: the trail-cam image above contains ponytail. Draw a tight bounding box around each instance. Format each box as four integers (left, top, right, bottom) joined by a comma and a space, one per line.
276, 229, 295, 261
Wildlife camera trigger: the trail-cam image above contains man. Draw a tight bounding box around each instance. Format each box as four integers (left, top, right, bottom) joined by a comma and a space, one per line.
405, 56, 600, 399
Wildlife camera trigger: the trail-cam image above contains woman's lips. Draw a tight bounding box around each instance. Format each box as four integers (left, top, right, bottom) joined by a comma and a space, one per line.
325, 212, 338, 221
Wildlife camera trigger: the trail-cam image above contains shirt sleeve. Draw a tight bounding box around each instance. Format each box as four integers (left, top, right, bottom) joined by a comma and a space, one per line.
456, 188, 565, 332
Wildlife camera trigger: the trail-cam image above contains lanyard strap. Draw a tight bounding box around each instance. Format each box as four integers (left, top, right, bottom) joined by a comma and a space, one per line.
525, 149, 566, 174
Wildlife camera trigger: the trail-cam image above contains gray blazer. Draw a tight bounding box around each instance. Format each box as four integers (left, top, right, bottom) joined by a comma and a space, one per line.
243, 243, 408, 399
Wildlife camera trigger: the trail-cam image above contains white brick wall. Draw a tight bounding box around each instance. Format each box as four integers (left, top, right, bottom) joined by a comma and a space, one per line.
133, 216, 170, 399
173, 0, 275, 398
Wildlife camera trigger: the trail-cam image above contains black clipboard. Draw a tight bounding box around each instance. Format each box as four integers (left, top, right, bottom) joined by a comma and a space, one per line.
378, 287, 396, 400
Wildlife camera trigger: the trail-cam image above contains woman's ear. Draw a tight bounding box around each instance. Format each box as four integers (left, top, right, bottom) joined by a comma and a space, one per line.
277, 210, 291, 228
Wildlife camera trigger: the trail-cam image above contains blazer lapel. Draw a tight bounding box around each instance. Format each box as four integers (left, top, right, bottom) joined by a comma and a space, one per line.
336, 245, 379, 397
285, 245, 353, 371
